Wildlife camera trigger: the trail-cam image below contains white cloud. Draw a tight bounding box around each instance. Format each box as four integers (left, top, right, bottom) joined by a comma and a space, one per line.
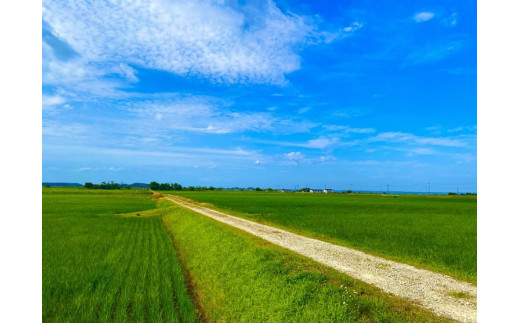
405, 148, 436, 156
45, 144, 262, 168
319, 156, 336, 162
42, 121, 89, 138
369, 131, 466, 147
284, 151, 305, 160
343, 21, 364, 32
42, 94, 65, 106
43, 41, 128, 98
42, 0, 312, 85
305, 137, 339, 149
323, 125, 376, 134
413, 12, 435, 23
254, 136, 339, 150
129, 95, 317, 135
118, 63, 139, 82
311, 21, 364, 44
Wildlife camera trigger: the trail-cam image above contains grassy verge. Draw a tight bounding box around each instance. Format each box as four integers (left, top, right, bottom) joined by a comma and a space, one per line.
162, 204, 451, 322
168, 191, 477, 283
42, 188, 196, 323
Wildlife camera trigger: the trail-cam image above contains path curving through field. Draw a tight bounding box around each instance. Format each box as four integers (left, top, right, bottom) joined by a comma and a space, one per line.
165, 194, 477, 322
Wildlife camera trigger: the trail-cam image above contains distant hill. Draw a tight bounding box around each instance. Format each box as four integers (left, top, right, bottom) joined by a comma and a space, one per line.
42, 182, 83, 187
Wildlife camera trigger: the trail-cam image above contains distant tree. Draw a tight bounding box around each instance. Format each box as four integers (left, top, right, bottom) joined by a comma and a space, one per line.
187, 186, 196, 191
149, 181, 160, 190
84, 182, 93, 189
255, 187, 262, 191
159, 183, 172, 190
346, 190, 353, 194
172, 183, 183, 190
209, 186, 215, 190
448, 192, 457, 195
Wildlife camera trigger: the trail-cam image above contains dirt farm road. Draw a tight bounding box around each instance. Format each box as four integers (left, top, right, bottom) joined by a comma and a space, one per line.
165, 194, 477, 322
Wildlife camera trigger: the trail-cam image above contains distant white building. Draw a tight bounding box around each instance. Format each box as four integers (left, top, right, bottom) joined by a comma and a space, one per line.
323, 189, 333, 194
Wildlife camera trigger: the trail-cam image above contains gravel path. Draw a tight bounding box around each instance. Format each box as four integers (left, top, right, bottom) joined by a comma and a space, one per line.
165, 194, 477, 322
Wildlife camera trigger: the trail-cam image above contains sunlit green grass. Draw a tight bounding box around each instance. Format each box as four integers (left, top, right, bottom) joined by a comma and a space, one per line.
169, 191, 477, 283
42, 188, 196, 323
163, 204, 449, 322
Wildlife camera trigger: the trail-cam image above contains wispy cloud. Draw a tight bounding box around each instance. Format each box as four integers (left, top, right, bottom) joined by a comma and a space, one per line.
284, 151, 305, 161
404, 148, 436, 156
322, 125, 376, 134
42, 0, 313, 85
277, 151, 336, 166
305, 137, 339, 149
129, 95, 317, 135
344, 21, 364, 33
45, 144, 262, 168
42, 94, 65, 106
310, 21, 364, 44
413, 12, 435, 23
369, 132, 467, 147
117, 63, 139, 83
42, 121, 89, 138
406, 40, 464, 65
255, 136, 340, 150
442, 13, 458, 26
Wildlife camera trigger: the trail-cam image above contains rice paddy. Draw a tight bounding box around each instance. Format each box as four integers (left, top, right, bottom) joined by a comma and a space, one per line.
168, 191, 477, 283
42, 188, 196, 323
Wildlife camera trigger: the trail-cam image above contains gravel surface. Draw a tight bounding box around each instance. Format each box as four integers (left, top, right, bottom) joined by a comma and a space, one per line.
166, 194, 477, 322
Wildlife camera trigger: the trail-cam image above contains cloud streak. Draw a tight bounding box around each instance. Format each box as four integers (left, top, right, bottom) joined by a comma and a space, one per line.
369, 132, 467, 147
413, 12, 435, 22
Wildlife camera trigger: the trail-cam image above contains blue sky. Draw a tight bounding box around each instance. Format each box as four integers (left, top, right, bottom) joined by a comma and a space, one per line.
42, 0, 476, 192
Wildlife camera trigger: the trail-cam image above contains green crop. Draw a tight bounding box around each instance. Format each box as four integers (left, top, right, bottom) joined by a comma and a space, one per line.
42, 188, 197, 323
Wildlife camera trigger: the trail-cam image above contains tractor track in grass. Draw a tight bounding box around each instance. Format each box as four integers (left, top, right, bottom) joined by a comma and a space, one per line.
165, 194, 476, 323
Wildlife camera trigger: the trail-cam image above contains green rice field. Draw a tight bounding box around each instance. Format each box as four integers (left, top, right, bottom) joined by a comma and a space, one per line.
169, 191, 477, 283
42, 188, 464, 322
42, 188, 197, 323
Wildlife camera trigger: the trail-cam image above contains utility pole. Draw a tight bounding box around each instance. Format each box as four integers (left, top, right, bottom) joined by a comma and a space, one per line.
387, 184, 389, 194
428, 182, 431, 195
